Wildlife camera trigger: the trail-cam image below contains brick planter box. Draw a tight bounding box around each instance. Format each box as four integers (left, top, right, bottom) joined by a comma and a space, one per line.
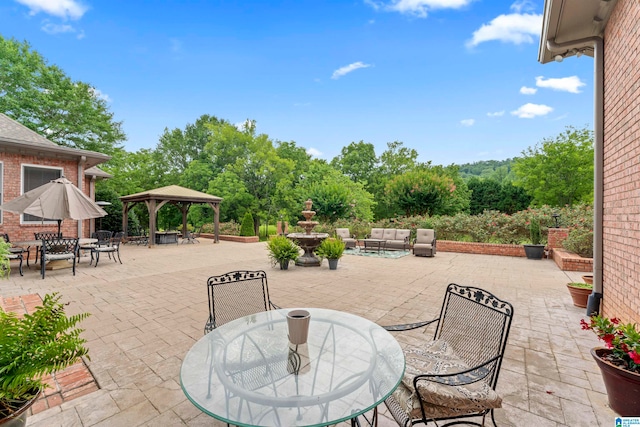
218, 234, 259, 243
438, 240, 526, 257
552, 248, 593, 272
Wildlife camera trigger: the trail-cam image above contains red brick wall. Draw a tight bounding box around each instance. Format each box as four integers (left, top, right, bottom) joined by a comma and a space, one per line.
547, 228, 568, 249
438, 240, 526, 257
0, 153, 82, 242
602, 2, 640, 323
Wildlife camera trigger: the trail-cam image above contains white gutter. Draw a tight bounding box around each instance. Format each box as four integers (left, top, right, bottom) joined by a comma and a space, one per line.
78, 155, 86, 238
547, 36, 603, 315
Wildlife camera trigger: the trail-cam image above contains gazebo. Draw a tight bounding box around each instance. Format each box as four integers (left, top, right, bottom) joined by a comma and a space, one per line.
120, 185, 222, 246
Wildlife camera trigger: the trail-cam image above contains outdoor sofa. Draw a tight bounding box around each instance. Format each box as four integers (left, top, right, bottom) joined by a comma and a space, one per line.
369, 228, 411, 250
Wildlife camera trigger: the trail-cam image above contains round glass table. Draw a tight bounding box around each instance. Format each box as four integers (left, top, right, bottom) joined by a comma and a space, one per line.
180, 308, 405, 427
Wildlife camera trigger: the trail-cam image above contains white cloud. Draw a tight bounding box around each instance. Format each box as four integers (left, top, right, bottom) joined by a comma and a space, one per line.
467, 12, 542, 47
520, 86, 537, 95
41, 22, 75, 34
331, 62, 372, 79
487, 111, 505, 117
510, 0, 535, 13
89, 88, 111, 103
460, 119, 475, 127
307, 147, 323, 158
511, 103, 553, 119
15, 0, 87, 20
535, 75, 585, 94
365, 0, 472, 18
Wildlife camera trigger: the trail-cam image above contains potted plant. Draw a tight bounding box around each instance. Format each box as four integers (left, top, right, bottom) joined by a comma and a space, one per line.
266, 236, 300, 270
0, 239, 11, 278
581, 315, 640, 415
0, 293, 90, 426
523, 220, 545, 260
566, 282, 592, 308
315, 238, 346, 270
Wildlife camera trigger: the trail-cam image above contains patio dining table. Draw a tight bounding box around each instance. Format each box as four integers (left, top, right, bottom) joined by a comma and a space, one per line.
180, 308, 405, 427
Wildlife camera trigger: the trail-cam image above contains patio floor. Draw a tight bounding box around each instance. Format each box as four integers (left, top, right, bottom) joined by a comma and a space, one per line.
0, 240, 615, 426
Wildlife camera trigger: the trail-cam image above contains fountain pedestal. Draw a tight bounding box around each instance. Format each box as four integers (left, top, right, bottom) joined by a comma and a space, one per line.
287, 199, 328, 267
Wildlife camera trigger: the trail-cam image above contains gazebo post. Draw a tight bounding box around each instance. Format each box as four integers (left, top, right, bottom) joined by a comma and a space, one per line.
122, 202, 129, 238
148, 199, 156, 247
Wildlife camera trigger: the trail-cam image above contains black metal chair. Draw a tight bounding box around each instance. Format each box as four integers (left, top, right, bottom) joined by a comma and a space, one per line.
34, 231, 62, 265
181, 227, 201, 244
383, 284, 514, 427
1, 233, 24, 276
40, 238, 78, 279
92, 231, 124, 267
205, 270, 279, 334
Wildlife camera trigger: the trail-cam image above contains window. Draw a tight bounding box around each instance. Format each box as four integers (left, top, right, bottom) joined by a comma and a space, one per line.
22, 165, 62, 223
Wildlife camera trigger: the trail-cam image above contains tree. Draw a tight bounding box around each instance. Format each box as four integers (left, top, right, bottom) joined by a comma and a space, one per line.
385, 169, 457, 216
468, 178, 503, 215
378, 141, 419, 176
513, 126, 594, 206
330, 141, 378, 184
0, 36, 125, 154
240, 212, 255, 236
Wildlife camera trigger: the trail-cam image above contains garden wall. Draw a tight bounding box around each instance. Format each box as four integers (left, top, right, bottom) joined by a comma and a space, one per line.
438, 241, 526, 257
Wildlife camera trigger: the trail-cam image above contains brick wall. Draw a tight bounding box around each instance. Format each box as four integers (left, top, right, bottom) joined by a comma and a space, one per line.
602, 2, 640, 323
0, 153, 80, 242
438, 240, 526, 257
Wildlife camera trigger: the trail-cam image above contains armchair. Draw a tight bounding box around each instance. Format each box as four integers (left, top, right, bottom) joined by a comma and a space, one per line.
383, 284, 513, 427
335, 228, 357, 249
413, 229, 436, 257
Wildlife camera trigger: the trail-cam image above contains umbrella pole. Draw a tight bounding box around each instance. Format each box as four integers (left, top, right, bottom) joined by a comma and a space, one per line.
57, 219, 62, 237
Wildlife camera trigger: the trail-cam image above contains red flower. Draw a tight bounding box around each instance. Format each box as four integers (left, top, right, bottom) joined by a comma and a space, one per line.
580, 319, 591, 330
602, 334, 615, 348
611, 318, 620, 325
629, 351, 640, 364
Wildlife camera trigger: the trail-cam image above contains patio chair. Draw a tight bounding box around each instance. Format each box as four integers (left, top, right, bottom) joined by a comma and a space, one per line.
335, 228, 357, 249
205, 270, 280, 334
82, 230, 111, 265
413, 229, 436, 257
1, 233, 24, 276
34, 231, 62, 265
92, 231, 124, 267
40, 237, 79, 279
181, 227, 201, 244
383, 283, 513, 427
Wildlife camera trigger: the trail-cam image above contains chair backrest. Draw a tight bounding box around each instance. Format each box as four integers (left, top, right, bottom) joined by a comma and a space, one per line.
370, 228, 384, 239
35, 231, 61, 240
434, 283, 513, 389
205, 270, 271, 334
111, 231, 124, 247
42, 238, 79, 255
415, 228, 435, 244
95, 230, 113, 246
0, 233, 9, 243
335, 228, 350, 239
382, 229, 396, 240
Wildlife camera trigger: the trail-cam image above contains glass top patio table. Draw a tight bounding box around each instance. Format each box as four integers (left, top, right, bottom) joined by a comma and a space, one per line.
180, 308, 405, 427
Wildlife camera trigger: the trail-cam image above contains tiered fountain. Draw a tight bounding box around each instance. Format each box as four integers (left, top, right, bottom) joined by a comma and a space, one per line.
287, 199, 328, 267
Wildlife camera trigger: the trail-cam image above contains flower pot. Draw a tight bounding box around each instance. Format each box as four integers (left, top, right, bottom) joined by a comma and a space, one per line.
582, 275, 594, 285
279, 260, 289, 270
591, 348, 640, 416
328, 258, 339, 270
523, 244, 545, 259
0, 390, 40, 427
567, 284, 592, 308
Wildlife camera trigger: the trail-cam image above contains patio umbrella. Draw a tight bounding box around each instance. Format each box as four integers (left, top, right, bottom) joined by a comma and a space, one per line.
0, 176, 107, 235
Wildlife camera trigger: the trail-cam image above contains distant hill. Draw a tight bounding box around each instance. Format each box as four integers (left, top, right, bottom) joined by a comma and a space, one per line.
457, 159, 516, 183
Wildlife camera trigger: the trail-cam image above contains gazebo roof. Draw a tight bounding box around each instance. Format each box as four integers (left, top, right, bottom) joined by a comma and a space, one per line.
120, 185, 222, 204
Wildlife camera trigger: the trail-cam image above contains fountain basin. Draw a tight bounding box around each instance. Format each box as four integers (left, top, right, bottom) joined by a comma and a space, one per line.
287, 232, 329, 267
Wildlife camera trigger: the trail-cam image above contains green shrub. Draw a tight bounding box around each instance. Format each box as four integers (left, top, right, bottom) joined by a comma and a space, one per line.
266, 236, 300, 266
563, 228, 593, 258
315, 238, 345, 260
240, 212, 255, 236
568, 282, 593, 289
529, 220, 541, 245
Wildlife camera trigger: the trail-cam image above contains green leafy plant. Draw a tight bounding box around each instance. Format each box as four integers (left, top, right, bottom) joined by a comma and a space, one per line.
582, 315, 640, 373
0, 293, 90, 418
0, 238, 10, 278
240, 212, 255, 236
266, 236, 299, 267
568, 282, 592, 289
529, 220, 542, 245
315, 238, 346, 260
563, 227, 593, 258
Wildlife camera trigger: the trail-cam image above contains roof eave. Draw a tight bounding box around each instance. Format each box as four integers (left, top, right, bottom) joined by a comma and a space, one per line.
0, 138, 110, 168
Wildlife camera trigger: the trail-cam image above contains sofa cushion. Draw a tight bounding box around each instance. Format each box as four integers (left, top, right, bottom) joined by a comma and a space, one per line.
382, 229, 396, 240
370, 228, 384, 239
395, 229, 410, 241
335, 228, 351, 239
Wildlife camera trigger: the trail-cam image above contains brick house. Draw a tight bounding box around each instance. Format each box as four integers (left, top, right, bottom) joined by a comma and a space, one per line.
539, 0, 640, 322
0, 113, 111, 242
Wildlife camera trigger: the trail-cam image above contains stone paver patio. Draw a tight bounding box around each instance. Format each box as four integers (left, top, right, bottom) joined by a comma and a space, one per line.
0, 240, 615, 426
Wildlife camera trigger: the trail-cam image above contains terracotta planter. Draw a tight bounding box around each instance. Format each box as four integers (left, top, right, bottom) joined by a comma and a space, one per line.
566, 284, 592, 308
591, 348, 640, 416
582, 275, 594, 284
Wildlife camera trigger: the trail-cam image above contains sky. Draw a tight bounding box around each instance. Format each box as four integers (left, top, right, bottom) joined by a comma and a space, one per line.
0, 0, 594, 166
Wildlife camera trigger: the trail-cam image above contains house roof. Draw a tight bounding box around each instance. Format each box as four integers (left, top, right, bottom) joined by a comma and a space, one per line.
120, 185, 222, 204
84, 166, 113, 179
0, 113, 111, 169
538, 0, 618, 64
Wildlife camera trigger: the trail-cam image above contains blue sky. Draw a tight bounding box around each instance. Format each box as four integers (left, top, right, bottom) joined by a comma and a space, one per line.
0, 0, 594, 166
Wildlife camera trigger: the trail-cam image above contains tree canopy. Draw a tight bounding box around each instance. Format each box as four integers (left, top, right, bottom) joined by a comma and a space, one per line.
0, 36, 125, 154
